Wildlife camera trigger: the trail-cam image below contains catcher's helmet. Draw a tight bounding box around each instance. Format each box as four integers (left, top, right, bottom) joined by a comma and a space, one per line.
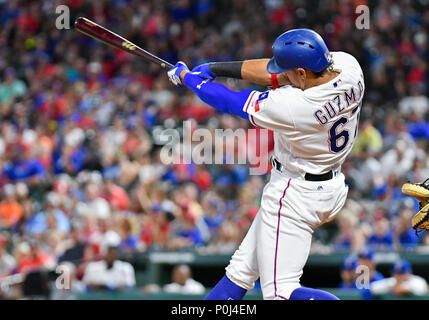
267, 29, 331, 74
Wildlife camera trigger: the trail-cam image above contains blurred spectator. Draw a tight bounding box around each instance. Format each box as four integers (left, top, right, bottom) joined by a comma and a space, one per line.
24, 192, 70, 235
168, 213, 205, 250
82, 246, 136, 291
0, 68, 27, 106
352, 120, 383, 156
118, 216, 142, 254
76, 242, 102, 281
78, 181, 111, 220
356, 247, 387, 300
394, 207, 421, 250
399, 85, 429, 118
200, 220, 239, 254
58, 223, 87, 266
163, 264, 205, 295
104, 179, 130, 211
140, 204, 176, 250
14, 240, 55, 274
3, 145, 46, 184
366, 211, 394, 251
0, 184, 23, 228
370, 259, 428, 297
0, 234, 16, 278
380, 138, 416, 179
357, 249, 385, 284
201, 191, 225, 239
334, 209, 359, 251
338, 255, 358, 289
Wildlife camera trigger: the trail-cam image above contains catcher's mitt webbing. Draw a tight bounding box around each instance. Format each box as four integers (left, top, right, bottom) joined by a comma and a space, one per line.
401, 179, 429, 237
412, 203, 429, 236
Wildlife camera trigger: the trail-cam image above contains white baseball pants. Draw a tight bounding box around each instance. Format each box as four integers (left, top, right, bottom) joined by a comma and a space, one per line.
225, 167, 348, 300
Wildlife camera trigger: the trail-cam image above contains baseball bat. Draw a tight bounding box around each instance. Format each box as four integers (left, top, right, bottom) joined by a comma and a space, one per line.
74, 17, 174, 69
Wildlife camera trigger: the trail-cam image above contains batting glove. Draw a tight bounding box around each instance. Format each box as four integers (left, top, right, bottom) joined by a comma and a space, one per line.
168, 61, 189, 86
191, 63, 216, 80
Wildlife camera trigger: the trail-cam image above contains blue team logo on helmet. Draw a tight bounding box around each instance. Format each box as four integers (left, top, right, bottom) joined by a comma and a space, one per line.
267, 28, 332, 74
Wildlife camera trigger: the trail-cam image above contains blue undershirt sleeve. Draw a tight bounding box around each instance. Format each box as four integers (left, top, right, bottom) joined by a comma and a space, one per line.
183, 72, 253, 120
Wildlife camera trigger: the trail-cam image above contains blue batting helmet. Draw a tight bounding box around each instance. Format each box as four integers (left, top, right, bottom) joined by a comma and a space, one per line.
267, 29, 331, 74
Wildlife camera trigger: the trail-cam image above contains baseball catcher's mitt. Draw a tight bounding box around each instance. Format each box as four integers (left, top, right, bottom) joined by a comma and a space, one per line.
402, 178, 429, 234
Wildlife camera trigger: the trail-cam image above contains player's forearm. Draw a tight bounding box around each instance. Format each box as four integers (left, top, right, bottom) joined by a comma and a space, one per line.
210, 59, 290, 86
181, 71, 251, 120
241, 59, 272, 85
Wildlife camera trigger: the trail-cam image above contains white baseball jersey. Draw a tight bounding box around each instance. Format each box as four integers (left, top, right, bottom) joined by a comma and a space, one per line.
243, 51, 365, 175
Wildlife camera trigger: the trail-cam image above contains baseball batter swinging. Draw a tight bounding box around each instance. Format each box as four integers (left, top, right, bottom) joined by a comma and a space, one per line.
167, 29, 365, 300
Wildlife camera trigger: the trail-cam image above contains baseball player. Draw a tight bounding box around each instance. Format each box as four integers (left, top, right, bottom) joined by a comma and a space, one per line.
167, 29, 365, 300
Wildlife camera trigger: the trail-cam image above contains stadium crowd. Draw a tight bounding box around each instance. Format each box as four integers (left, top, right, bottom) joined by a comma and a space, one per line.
0, 0, 428, 298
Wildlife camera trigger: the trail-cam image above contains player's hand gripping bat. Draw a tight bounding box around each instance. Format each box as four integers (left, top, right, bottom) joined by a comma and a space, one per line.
74, 17, 174, 69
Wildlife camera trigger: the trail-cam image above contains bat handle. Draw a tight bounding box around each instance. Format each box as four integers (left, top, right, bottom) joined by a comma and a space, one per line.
161, 62, 175, 69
